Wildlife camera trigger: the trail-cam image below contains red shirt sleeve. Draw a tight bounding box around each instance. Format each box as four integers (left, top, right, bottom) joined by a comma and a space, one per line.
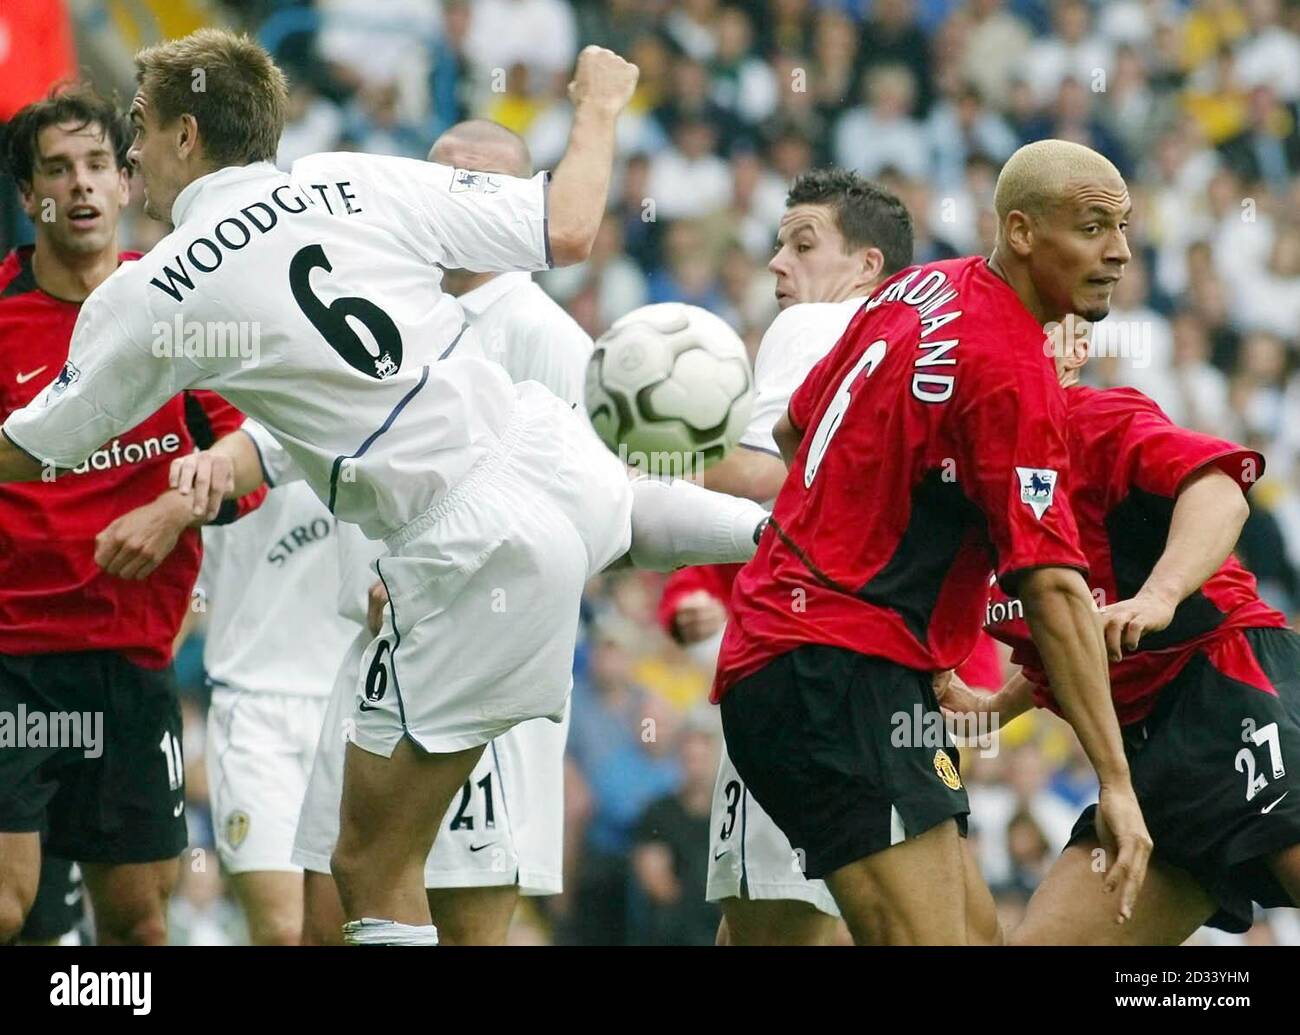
1108, 390, 1265, 505
955, 339, 1088, 591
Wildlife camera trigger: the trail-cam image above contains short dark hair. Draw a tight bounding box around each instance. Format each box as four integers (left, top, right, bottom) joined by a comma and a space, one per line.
785, 168, 914, 276
134, 28, 287, 167
2, 84, 131, 190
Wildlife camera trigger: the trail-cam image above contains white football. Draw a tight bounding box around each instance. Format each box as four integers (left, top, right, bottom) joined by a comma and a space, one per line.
585, 303, 753, 473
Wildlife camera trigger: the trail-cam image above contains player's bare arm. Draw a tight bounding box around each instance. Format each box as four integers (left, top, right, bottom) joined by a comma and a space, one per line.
169, 429, 265, 519
547, 47, 638, 265
1018, 565, 1151, 921
702, 445, 786, 502
94, 490, 209, 580
0, 435, 44, 483
773, 411, 802, 469
1100, 466, 1251, 660
937, 667, 1035, 725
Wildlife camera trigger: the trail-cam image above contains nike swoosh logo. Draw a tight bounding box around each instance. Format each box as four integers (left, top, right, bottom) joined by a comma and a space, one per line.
1261, 791, 1289, 814
358, 700, 377, 712
173, 801, 185, 817
469, 842, 496, 853
16, 366, 48, 384
64, 888, 82, 907
713, 849, 731, 861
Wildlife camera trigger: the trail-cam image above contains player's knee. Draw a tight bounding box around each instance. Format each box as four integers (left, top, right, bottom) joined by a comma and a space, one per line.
99, 905, 168, 946
248, 913, 302, 946
0, 887, 31, 944
1267, 844, 1300, 905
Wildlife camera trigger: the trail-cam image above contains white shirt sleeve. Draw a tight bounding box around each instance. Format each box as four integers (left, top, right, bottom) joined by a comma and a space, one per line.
291, 152, 551, 273
1, 276, 190, 469
508, 295, 592, 408
240, 418, 306, 488
738, 302, 858, 455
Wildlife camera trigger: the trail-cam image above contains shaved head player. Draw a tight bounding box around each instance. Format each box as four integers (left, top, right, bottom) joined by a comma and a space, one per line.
712, 139, 1152, 945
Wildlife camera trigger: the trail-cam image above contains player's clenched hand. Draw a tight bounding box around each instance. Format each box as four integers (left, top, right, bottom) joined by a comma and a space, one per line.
1094, 782, 1153, 924
95, 493, 192, 580
568, 46, 639, 115
170, 449, 234, 522
367, 581, 389, 637
1099, 591, 1176, 661
673, 590, 727, 644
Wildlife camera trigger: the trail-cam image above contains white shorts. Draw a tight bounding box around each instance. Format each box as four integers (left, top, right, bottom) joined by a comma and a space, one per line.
207, 689, 330, 874
351, 381, 632, 757
292, 628, 568, 894
706, 739, 840, 917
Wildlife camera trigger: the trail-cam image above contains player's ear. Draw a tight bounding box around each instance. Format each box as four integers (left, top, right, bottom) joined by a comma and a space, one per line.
859, 246, 885, 285
1004, 210, 1033, 258
176, 113, 200, 161
17, 182, 38, 221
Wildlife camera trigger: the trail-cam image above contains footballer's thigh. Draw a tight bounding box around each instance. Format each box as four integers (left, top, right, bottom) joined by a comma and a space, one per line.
708, 739, 840, 945
0, 831, 41, 943
720, 897, 839, 946
720, 644, 974, 946
302, 869, 346, 946
1009, 839, 1214, 946
332, 737, 485, 925
826, 817, 969, 945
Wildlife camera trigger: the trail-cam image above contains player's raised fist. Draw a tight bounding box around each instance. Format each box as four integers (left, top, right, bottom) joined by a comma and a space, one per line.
568, 46, 639, 115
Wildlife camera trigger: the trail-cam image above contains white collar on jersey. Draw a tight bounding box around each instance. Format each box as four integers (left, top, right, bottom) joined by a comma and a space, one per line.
170, 161, 281, 227
454, 270, 532, 316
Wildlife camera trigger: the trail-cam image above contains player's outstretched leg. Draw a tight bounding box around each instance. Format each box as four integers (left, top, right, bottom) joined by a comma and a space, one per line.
81, 859, 179, 945
824, 819, 969, 945
0, 831, 41, 943
719, 898, 839, 946
625, 477, 767, 572
1008, 840, 1214, 946
331, 739, 484, 944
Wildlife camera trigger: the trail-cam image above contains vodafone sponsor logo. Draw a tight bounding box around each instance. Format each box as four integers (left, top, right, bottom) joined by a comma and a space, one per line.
70, 433, 183, 475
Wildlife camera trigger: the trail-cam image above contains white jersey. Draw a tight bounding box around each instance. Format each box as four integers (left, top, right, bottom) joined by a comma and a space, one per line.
738, 297, 865, 457
3, 155, 553, 540
198, 482, 356, 697
457, 271, 592, 407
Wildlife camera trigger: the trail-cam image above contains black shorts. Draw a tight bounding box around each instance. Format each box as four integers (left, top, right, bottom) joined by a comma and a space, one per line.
18, 854, 83, 943
0, 651, 187, 864
1066, 626, 1300, 933
720, 643, 969, 880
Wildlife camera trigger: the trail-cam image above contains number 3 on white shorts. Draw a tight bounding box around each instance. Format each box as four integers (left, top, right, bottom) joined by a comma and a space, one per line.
804, 339, 887, 488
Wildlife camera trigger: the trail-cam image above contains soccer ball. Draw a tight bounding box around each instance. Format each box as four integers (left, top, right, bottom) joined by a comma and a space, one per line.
585, 303, 753, 473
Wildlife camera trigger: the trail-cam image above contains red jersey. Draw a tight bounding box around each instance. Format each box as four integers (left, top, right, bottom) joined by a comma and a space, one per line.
713, 257, 1087, 700
983, 385, 1289, 725
0, 246, 264, 668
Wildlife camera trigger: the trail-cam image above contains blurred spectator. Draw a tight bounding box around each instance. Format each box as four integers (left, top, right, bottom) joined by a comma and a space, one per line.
465, 0, 579, 86
709, 6, 779, 130
315, 0, 440, 124
541, 215, 649, 337
629, 709, 721, 945
927, 82, 1019, 189
960, 0, 1033, 109
1233, 0, 1300, 102
854, 0, 935, 117
565, 615, 682, 945
1219, 85, 1300, 189
833, 64, 929, 180
276, 81, 346, 168
646, 118, 732, 220
646, 220, 728, 313
1022, 0, 1114, 106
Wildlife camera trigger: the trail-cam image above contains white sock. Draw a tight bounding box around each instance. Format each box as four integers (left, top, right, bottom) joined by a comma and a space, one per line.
342, 918, 440, 946
627, 477, 768, 572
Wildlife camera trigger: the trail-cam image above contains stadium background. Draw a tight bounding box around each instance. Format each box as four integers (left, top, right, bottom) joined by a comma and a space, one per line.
2, 0, 1299, 945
